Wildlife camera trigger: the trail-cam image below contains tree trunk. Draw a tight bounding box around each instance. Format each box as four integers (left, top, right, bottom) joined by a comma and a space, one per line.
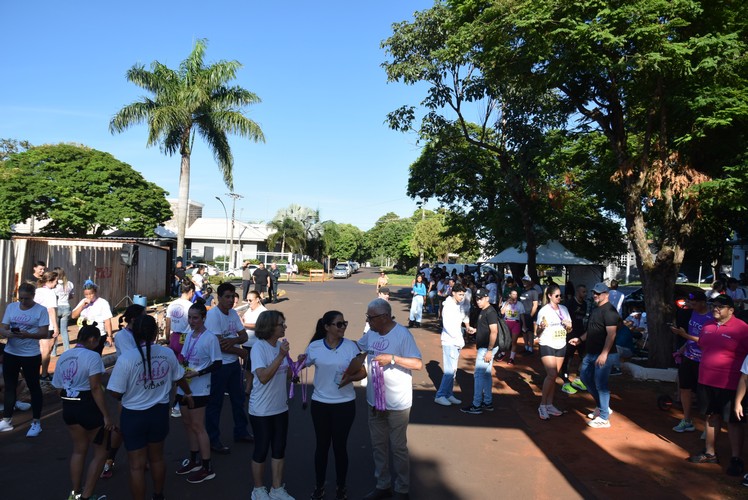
176, 154, 191, 260
640, 251, 681, 367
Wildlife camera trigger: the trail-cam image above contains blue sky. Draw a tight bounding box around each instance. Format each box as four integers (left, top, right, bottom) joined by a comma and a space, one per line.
1, 1, 436, 230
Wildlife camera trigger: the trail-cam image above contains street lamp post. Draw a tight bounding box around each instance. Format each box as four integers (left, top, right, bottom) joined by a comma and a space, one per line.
215, 196, 229, 272
227, 192, 244, 268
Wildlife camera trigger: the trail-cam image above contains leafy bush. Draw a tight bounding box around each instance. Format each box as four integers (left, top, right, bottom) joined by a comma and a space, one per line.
297, 261, 323, 273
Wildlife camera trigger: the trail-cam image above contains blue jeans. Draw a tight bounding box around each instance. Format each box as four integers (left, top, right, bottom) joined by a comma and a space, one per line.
436, 345, 461, 399
409, 295, 424, 323
472, 347, 498, 407
206, 360, 250, 443
57, 304, 71, 352
580, 353, 614, 420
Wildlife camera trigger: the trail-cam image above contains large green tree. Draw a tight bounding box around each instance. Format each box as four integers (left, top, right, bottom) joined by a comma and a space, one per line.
327, 223, 365, 261
448, 0, 748, 366
110, 38, 265, 259
411, 209, 465, 263
365, 212, 417, 268
0, 143, 171, 237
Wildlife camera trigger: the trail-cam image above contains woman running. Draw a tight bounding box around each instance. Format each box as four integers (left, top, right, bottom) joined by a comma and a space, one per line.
306, 311, 366, 500
535, 284, 572, 420
107, 314, 193, 500
52, 323, 113, 500
174, 303, 222, 484
249, 310, 295, 500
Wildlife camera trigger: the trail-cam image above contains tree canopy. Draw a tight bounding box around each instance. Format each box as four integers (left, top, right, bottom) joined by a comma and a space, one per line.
0, 143, 171, 237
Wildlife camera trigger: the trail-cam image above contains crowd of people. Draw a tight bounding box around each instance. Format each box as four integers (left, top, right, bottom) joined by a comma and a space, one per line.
4, 259, 748, 497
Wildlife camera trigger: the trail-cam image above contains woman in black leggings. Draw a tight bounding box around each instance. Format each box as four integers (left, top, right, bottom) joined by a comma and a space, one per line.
304, 311, 366, 500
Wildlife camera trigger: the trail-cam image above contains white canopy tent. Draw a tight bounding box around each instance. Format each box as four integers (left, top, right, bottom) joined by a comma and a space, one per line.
487, 240, 603, 292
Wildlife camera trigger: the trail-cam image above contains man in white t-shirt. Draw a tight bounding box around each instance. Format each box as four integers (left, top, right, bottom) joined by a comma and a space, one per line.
241, 290, 266, 395
358, 298, 422, 499
204, 283, 251, 454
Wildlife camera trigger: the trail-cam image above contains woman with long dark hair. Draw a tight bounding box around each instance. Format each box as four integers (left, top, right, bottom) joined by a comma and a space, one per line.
36, 270, 60, 381
175, 302, 222, 484
52, 323, 113, 500
107, 314, 193, 500
306, 311, 365, 500
0, 282, 49, 436
408, 274, 427, 328
249, 310, 294, 500
535, 283, 572, 420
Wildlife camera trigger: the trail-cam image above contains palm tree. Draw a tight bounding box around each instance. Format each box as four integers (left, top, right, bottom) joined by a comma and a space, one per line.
267, 217, 306, 256
109, 39, 265, 259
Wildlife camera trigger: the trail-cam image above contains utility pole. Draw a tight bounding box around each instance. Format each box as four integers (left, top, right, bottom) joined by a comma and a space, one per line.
215, 197, 228, 271
227, 192, 244, 268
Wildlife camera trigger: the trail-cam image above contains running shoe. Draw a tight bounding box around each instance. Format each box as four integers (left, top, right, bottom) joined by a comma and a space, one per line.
187, 467, 215, 483
687, 452, 719, 464
538, 405, 550, 420
252, 487, 271, 500
481, 402, 495, 412
740, 473, 748, 487
100, 462, 115, 479
0, 419, 14, 432
561, 383, 577, 395
67, 491, 79, 500
171, 405, 181, 418
587, 417, 611, 428
269, 484, 295, 500
546, 405, 564, 417
447, 395, 462, 405
176, 458, 202, 475
672, 419, 695, 433
460, 405, 483, 415
26, 420, 42, 437
434, 396, 451, 406
310, 487, 325, 500
14, 401, 31, 411
571, 379, 587, 391
335, 486, 348, 500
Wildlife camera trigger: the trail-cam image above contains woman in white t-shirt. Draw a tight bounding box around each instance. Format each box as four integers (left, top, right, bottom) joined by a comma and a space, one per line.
52, 324, 113, 500
248, 310, 295, 500
0, 282, 49, 436
35, 271, 60, 381
53, 267, 75, 354
535, 284, 572, 420
71, 281, 114, 349
107, 314, 193, 500
305, 311, 366, 500
174, 303, 222, 484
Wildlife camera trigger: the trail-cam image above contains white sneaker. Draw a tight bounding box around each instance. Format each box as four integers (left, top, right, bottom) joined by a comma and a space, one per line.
251, 487, 271, 500
434, 396, 452, 406
14, 401, 31, 411
0, 419, 13, 432
447, 395, 462, 405
546, 405, 564, 417
538, 405, 549, 420
171, 405, 182, 418
269, 485, 294, 500
26, 420, 42, 437
587, 416, 611, 428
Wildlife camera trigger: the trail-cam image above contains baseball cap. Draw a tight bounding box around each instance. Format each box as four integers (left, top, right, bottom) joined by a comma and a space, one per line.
521, 275, 532, 282
475, 288, 490, 300
712, 294, 734, 308
688, 290, 707, 301
592, 282, 609, 294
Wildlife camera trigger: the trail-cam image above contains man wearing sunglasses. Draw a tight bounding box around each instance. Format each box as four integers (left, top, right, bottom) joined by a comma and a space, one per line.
687, 294, 748, 478
358, 299, 422, 500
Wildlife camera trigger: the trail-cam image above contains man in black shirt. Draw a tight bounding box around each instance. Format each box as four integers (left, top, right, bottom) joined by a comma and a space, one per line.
570, 282, 619, 428
25, 260, 46, 285
461, 288, 499, 415
252, 263, 271, 303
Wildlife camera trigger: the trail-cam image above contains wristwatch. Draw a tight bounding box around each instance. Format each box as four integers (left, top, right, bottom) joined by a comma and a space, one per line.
390, 354, 396, 365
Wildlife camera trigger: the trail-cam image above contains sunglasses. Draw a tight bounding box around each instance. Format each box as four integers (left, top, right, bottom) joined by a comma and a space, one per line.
366, 313, 388, 321
332, 321, 349, 328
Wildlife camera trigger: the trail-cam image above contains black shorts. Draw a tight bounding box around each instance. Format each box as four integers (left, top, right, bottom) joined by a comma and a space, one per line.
243, 346, 253, 372
540, 345, 567, 358
120, 403, 170, 451
678, 357, 700, 390
697, 384, 744, 423
254, 284, 267, 293
175, 394, 209, 408
62, 392, 103, 430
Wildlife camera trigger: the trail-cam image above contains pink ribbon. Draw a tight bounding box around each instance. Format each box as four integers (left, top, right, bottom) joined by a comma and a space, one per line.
371, 360, 387, 411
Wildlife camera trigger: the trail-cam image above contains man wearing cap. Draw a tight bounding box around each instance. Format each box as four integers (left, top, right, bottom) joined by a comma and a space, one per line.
569, 282, 619, 428
461, 288, 499, 414
519, 276, 540, 355
358, 298, 423, 499
687, 295, 748, 477
670, 290, 711, 433
435, 283, 475, 406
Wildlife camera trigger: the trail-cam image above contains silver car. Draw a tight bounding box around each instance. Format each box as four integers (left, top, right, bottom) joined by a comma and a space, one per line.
333, 264, 349, 279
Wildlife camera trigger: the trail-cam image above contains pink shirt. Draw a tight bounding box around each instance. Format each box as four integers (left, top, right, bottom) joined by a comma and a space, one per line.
698, 316, 748, 390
